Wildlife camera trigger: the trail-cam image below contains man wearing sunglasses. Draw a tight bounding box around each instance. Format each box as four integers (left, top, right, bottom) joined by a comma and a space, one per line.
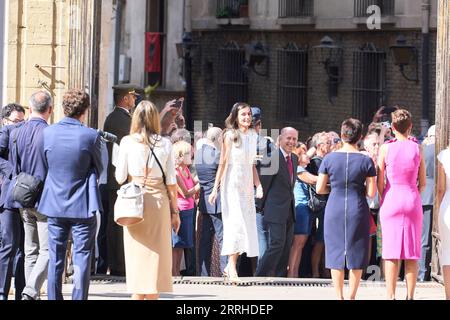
0, 103, 26, 300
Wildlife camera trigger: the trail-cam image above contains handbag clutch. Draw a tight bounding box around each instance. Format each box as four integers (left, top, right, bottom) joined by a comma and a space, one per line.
114, 182, 145, 227
114, 145, 152, 227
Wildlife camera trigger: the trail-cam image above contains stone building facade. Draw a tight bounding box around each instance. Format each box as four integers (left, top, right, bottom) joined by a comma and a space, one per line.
186, 0, 438, 138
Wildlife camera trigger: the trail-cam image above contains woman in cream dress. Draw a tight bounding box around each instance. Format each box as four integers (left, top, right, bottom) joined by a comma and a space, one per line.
437, 146, 450, 300
116, 101, 180, 300
209, 103, 263, 282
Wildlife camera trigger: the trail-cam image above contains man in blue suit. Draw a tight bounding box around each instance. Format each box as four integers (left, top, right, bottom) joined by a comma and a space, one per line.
0, 103, 26, 300
4, 91, 53, 300
38, 89, 103, 300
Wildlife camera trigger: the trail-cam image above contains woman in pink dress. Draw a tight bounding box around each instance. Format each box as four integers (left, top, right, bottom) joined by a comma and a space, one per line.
378, 109, 426, 300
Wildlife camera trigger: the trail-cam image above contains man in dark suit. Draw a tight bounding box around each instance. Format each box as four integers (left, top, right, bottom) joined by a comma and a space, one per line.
196, 127, 227, 276
255, 127, 298, 277
38, 89, 102, 300
0, 103, 26, 300
103, 84, 141, 276
4, 92, 53, 300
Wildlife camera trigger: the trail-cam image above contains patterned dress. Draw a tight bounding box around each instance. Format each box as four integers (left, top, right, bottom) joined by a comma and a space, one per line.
220, 129, 259, 257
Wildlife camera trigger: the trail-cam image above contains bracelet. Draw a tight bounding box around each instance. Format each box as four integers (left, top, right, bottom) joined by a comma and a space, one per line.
171, 209, 180, 215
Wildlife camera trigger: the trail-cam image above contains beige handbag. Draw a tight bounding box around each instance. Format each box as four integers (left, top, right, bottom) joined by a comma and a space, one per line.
114, 149, 151, 227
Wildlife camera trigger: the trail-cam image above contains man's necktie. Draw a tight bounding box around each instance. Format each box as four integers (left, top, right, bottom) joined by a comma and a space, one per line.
286, 155, 294, 184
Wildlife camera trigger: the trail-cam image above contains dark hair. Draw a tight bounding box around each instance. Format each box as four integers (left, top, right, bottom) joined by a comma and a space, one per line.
372, 105, 400, 123
114, 91, 129, 106
63, 89, 90, 118
2, 103, 26, 119
305, 136, 313, 149
224, 102, 252, 146
225, 102, 252, 130
392, 109, 412, 134
341, 118, 363, 145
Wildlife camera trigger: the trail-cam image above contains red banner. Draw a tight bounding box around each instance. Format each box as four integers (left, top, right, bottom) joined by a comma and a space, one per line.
145, 32, 161, 73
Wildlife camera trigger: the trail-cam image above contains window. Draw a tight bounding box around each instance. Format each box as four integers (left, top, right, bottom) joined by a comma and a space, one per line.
279, 0, 314, 18
146, 0, 165, 86
277, 43, 308, 119
354, 0, 395, 17
216, 0, 248, 19
352, 43, 387, 124
217, 42, 248, 115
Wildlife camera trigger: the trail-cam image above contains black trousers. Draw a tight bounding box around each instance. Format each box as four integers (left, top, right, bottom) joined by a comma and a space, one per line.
255, 216, 294, 277
106, 189, 125, 276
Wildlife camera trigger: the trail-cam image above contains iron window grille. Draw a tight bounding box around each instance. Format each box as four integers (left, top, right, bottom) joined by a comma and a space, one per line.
354, 0, 395, 17
217, 41, 249, 115
352, 43, 387, 124
279, 0, 314, 18
277, 43, 308, 119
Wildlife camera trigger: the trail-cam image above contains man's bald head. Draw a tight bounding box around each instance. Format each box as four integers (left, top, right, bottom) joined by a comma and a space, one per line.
29, 91, 53, 114
281, 127, 298, 137
279, 127, 299, 154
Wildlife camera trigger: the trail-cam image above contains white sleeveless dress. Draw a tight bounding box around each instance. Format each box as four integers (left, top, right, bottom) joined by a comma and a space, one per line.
437, 149, 450, 266
220, 130, 259, 257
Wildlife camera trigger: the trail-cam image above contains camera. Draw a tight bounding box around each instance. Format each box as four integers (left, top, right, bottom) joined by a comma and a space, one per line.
97, 130, 118, 143
381, 121, 391, 129
174, 98, 184, 109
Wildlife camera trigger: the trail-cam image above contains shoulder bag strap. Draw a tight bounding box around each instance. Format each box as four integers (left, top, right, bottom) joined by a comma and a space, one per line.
150, 146, 166, 185
13, 128, 21, 176
143, 148, 152, 186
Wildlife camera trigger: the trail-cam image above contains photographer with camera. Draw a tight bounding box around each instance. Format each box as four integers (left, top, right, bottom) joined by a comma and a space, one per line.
160, 98, 184, 137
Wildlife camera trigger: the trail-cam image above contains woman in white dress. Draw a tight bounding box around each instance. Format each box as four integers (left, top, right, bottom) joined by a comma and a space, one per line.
437, 146, 450, 300
209, 103, 263, 282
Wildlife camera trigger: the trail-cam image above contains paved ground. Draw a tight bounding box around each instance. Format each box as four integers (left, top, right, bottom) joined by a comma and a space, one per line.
47, 277, 445, 300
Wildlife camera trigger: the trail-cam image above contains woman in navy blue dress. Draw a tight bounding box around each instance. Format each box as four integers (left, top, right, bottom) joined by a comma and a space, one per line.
317, 119, 377, 300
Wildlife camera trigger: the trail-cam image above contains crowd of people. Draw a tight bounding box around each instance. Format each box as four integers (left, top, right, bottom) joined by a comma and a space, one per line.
0, 86, 450, 301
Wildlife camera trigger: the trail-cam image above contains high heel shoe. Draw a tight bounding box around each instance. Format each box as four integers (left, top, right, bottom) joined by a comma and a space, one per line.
224, 269, 241, 284
223, 267, 229, 279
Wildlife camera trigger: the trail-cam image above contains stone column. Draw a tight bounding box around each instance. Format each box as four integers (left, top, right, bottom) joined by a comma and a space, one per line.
432, 0, 450, 282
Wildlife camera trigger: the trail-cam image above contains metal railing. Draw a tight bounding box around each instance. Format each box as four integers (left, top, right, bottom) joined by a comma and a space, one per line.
279, 0, 314, 18
217, 42, 249, 115
352, 43, 387, 124
277, 43, 308, 119
354, 0, 395, 17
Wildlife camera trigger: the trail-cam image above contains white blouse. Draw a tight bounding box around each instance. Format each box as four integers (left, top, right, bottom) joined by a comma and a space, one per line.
115, 134, 177, 185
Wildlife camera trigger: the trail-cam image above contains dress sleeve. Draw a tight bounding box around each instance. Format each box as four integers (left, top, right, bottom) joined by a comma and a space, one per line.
366, 156, 377, 177
318, 156, 328, 175
115, 137, 129, 185
165, 140, 177, 186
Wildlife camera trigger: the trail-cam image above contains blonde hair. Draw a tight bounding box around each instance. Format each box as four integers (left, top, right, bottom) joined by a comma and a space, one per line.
206, 127, 223, 149
130, 101, 161, 145
173, 141, 192, 165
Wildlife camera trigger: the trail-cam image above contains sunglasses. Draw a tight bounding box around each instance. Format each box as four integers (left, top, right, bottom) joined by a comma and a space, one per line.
6, 118, 25, 124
